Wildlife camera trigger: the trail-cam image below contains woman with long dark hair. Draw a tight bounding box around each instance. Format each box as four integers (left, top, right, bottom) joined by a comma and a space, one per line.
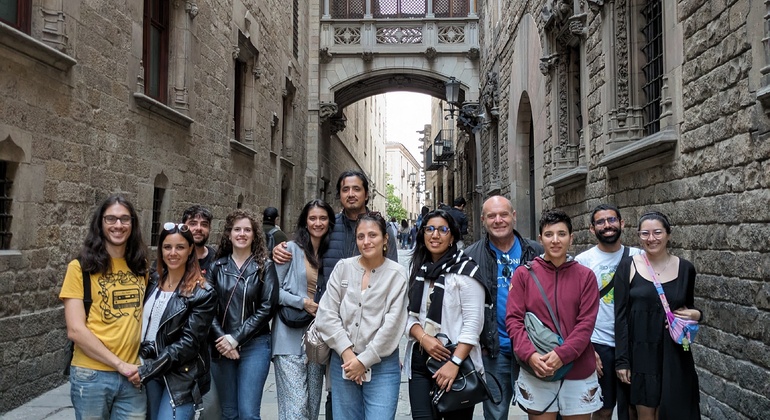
272, 199, 335, 420
615, 211, 701, 419
316, 212, 409, 419
207, 209, 278, 420
405, 209, 488, 420
130, 223, 217, 420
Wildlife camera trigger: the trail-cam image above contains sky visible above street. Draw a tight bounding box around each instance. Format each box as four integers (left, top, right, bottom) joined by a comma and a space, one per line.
385, 92, 432, 163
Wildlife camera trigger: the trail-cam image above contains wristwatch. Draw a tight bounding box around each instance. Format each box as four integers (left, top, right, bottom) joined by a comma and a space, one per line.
450, 355, 464, 366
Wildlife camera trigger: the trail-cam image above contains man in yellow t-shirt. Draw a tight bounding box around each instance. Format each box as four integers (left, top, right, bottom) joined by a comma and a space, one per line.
59, 195, 149, 419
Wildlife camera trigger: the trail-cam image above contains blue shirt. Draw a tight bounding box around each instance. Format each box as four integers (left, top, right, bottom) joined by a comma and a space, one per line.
491, 239, 522, 356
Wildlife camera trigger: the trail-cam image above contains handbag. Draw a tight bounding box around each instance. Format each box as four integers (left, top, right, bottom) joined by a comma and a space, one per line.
425, 333, 502, 413
641, 254, 700, 351
514, 265, 574, 382
302, 319, 330, 364
278, 305, 314, 328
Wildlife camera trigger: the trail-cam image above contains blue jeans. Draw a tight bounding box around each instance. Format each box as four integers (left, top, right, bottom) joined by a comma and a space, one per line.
211, 334, 271, 420
482, 352, 519, 420
69, 366, 147, 420
146, 378, 195, 420
330, 350, 400, 419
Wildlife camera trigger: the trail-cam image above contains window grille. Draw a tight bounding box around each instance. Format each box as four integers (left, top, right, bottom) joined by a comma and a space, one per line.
143, 0, 169, 102
331, 0, 365, 19
641, 0, 663, 136
0, 161, 12, 250
234, 59, 244, 141
150, 187, 164, 246
293, 0, 299, 58
433, 0, 468, 18
373, 0, 426, 18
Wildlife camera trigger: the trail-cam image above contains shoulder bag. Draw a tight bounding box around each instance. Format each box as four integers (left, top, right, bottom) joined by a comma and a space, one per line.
63, 259, 92, 375
641, 254, 699, 351
425, 333, 502, 413
599, 246, 630, 299
302, 272, 349, 364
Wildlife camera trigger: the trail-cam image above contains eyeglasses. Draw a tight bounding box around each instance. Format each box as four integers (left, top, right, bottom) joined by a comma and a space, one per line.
638, 229, 665, 240
594, 216, 619, 227
424, 226, 451, 236
163, 222, 190, 233
103, 215, 132, 225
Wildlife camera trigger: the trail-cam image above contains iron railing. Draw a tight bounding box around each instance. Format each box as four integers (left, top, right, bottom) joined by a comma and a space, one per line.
0, 161, 12, 250
330, 0, 469, 19
641, 0, 663, 136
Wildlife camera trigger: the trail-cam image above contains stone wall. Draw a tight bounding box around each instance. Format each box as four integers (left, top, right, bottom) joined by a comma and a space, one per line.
478, 0, 770, 418
0, 0, 309, 412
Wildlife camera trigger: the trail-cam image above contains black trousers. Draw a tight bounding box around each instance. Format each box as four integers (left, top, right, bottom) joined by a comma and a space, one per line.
408, 345, 475, 420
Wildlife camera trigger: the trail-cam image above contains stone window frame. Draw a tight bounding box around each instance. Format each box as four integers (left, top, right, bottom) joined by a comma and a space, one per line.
133, 0, 197, 128
539, 0, 589, 190
142, 0, 170, 103
230, 30, 260, 157
0, 0, 31, 33
0, 129, 30, 257
597, 0, 679, 171
149, 172, 169, 247
0, 1, 76, 72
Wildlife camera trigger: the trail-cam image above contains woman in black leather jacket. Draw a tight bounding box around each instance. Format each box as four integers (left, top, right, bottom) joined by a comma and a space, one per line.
207, 209, 278, 420
129, 223, 217, 420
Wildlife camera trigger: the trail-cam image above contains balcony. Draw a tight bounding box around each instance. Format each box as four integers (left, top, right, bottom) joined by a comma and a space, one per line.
320, 0, 479, 55
433, 128, 454, 161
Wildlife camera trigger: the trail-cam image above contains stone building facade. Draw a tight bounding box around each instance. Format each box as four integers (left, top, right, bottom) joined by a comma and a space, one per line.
385, 142, 422, 221
469, 0, 770, 417
0, 0, 314, 412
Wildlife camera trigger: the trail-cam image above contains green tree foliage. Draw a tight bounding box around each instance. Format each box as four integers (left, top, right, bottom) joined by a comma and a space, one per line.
386, 183, 407, 221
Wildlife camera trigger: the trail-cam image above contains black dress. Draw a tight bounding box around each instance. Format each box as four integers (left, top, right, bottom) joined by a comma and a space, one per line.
615, 256, 701, 419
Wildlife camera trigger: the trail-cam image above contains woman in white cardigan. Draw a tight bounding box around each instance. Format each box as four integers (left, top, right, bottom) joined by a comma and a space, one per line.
316, 212, 409, 420
271, 199, 335, 420
405, 209, 488, 420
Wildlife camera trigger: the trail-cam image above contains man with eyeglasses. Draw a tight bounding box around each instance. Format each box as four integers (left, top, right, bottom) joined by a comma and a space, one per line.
60, 195, 149, 419
272, 170, 397, 419
464, 195, 543, 420
575, 204, 642, 420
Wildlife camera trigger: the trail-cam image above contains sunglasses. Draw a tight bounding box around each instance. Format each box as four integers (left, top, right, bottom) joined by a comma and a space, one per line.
163, 222, 190, 233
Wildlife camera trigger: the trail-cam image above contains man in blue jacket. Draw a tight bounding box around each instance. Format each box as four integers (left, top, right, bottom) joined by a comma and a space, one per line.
464, 196, 543, 420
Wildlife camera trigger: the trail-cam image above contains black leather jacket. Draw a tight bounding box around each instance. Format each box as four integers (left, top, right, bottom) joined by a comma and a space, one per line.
207, 256, 278, 352
138, 273, 217, 407
464, 231, 543, 357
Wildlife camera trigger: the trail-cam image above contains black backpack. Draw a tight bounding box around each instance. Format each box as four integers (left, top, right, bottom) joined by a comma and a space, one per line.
265, 226, 279, 259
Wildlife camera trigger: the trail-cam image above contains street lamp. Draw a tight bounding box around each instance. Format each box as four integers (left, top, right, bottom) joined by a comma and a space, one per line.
444, 77, 461, 119
408, 172, 416, 187
434, 135, 444, 158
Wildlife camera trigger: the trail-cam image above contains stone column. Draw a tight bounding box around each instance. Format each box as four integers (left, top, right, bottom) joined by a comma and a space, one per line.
40, 0, 67, 51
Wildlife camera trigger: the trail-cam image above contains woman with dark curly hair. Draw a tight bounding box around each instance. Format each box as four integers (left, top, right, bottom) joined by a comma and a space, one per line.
129, 223, 217, 420
207, 209, 278, 420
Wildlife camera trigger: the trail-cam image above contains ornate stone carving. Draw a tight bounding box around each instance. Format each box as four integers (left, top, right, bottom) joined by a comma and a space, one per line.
185, 1, 199, 18
540, 54, 559, 75
376, 26, 423, 44
541, 0, 574, 28
136, 61, 145, 93
438, 26, 465, 44
334, 26, 361, 45
361, 51, 375, 62
174, 87, 189, 109
481, 71, 499, 117
329, 115, 347, 134
424, 47, 437, 61
319, 47, 333, 64
458, 103, 483, 134
568, 13, 587, 38
232, 46, 240, 60
616, 0, 629, 111
253, 67, 262, 79
466, 47, 480, 61
587, 0, 605, 11
318, 102, 338, 122
40, 8, 68, 50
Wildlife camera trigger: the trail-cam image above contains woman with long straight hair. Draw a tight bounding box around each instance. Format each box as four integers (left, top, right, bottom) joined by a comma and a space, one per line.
404, 209, 488, 420
130, 223, 217, 420
316, 212, 409, 419
272, 199, 336, 420
207, 210, 278, 420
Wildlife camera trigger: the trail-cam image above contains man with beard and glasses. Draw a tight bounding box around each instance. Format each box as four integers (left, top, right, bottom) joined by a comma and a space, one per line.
575, 204, 642, 420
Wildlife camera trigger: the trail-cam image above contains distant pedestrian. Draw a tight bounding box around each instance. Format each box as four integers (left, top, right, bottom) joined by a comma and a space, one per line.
446, 197, 468, 249
400, 219, 410, 249
60, 194, 148, 419
263, 207, 288, 260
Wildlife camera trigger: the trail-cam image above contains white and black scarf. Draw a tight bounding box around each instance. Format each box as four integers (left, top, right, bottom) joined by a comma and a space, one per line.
408, 246, 488, 329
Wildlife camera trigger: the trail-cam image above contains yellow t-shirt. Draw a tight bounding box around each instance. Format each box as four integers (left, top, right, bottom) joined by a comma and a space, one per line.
59, 258, 146, 371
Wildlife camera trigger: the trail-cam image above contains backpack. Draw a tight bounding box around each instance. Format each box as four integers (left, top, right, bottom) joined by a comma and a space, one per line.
265, 226, 279, 259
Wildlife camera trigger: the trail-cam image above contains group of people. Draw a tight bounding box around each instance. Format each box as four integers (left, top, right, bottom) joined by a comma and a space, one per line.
60, 169, 701, 420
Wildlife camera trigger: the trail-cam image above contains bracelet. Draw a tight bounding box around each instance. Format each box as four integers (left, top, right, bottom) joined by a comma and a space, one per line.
418, 332, 428, 347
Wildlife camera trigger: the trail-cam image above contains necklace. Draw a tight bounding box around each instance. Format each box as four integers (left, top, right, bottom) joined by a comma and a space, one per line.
652, 255, 672, 276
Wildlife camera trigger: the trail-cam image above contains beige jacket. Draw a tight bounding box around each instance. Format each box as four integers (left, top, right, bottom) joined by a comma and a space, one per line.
316, 256, 409, 369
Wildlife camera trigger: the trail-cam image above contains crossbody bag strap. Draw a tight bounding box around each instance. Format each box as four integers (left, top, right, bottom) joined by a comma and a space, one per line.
79, 258, 92, 318
599, 245, 630, 299
525, 265, 563, 338
641, 253, 674, 318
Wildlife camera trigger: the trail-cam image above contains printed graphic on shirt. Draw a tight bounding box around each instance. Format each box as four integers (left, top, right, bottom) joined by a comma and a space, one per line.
98, 271, 144, 322
599, 269, 617, 304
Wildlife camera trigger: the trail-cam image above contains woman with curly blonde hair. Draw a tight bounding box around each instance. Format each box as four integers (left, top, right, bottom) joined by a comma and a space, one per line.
207, 209, 278, 420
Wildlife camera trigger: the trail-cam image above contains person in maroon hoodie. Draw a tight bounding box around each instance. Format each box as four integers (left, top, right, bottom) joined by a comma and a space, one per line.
505, 209, 601, 419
